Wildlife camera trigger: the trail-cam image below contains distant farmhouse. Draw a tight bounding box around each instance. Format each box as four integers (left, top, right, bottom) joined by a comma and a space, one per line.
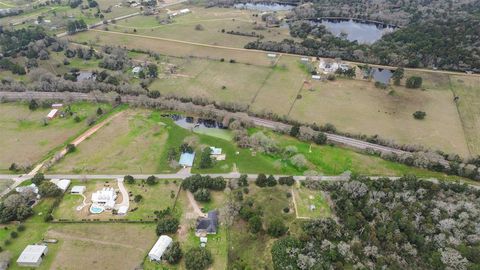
196, 210, 218, 237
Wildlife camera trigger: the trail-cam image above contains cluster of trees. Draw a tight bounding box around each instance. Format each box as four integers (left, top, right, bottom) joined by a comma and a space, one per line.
0, 27, 47, 55
184, 247, 212, 270
155, 208, 179, 235
66, 19, 88, 34
98, 46, 130, 71
182, 174, 226, 192
199, 147, 213, 169
272, 175, 480, 269
0, 193, 34, 223
0, 58, 25, 75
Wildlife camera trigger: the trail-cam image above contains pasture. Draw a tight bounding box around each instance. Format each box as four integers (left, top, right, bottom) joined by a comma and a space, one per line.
289, 76, 470, 156
110, 6, 293, 48
50, 110, 169, 174
45, 223, 156, 270
449, 75, 480, 156
0, 102, 110, 173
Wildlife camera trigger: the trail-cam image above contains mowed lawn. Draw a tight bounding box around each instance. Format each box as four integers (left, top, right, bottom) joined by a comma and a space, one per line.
150, 58, 271, 106
0, 102, 109, 173
289, 76, 470, 156
449, 75, 480, 156
50, 109, 168, 174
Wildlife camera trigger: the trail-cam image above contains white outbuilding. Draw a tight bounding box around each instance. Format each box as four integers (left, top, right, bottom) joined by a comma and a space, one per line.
70, 186, 86, 194
148, 235, 173, 262
17, 245, 48, 267
50, 179, 71, 192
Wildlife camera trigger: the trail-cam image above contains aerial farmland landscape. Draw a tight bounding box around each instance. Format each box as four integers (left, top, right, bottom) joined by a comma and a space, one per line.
0, 0, 479, 269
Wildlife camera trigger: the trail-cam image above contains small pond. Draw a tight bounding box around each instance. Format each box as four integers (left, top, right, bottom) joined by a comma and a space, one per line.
316, 19, 396, 44
233, 3, 295, 11
171, 115, 233, 141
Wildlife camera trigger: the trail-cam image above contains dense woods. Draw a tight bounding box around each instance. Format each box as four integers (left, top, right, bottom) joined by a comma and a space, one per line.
272, 176, 480, 269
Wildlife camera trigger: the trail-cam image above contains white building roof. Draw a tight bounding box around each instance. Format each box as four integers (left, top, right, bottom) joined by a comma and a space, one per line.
118, 205, 129, 215
50, 179, 71, 192
47, 109, 58, 118
17, 245, 47, 265
209, 147, 222, 155
51, 103, 63, 108
71, 186, 86, 194
312, 75, 321, 80
15, 184, 38, 194
267, 53, 277, 58
91, 188, 117, 203
179, 8, 190, 13
200, 237, 208, 243
148, 235, 173, 261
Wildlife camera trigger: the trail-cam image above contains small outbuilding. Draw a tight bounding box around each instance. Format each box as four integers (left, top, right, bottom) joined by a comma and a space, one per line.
148, 235, 173, 262
15, 184, 38, 194
16, 245, 48, 268
179, 152, 195, 168
70, 186, 86, 194
51, 104, 63, 109
312, 75, 321, 80
209, 147, 226, 161
46, 109, 58, 120
50, 179, 71, 192
117, 205, 129, 215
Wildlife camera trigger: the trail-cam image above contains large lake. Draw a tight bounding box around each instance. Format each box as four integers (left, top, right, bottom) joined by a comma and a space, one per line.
318, 19, 396, 44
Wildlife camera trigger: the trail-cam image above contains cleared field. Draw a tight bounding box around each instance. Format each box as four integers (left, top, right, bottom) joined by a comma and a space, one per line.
293, 185, 331, 219
289, 77, 470, 156
67, 30, 275, 66
45, 223, 156, 270
50, 110, 168, 174
126, 180, 182, 221
112, 6, 293, 48
0, 102, 110, 173
150, 58, 271, 106
250, 55, 307, 116
449, 75, 480, 155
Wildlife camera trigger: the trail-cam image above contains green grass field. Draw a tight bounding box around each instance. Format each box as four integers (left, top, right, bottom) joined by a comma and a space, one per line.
293, 185, 331, 219
50, 110, 169, 174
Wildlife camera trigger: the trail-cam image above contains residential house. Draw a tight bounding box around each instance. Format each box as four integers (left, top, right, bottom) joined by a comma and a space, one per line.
195, 210, 218, 237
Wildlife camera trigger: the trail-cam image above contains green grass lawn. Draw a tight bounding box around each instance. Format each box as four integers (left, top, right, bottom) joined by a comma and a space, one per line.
293, 185, 331, 219
127, 180, 181, 221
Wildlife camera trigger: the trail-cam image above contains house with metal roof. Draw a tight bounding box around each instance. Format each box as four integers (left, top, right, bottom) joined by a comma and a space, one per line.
179, 152, 195, 168
195, 210, 218, 237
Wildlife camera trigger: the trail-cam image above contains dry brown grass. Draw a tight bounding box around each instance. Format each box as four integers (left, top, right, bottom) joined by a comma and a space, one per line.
289, 77, 470, 155
449, 75, 480, 155
46, 223, 156, 270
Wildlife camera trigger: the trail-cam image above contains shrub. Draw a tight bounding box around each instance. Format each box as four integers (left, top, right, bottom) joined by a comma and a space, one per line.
314, 132, 327, 145
255, 174, 267, 187
283, 207, 290, 213
248, 215, 262, 233
413, 111, 426, 120
267, 218, 288, 237
146, 175, 158, 185
17, 224, 25, 232
278, 176, 295, 186
66, 143, 76, 154
193, 188, 211, 202
31, 173, 45, 185
124, 175, 135, 184
406, 76, 423, 88
10, 231, 18, 238
266, 175, 277, 187
134, 194, 143, 203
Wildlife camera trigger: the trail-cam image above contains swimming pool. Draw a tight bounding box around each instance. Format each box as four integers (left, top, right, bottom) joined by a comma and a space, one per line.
90, 204, 104, 214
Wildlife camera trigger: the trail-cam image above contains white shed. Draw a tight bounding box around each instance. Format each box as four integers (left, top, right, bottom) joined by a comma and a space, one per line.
70, 186, 86, 194
46, 109, 58, 120
148, 235, 173, 262
17, 245, 48, 267
50, 179, 71, 192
